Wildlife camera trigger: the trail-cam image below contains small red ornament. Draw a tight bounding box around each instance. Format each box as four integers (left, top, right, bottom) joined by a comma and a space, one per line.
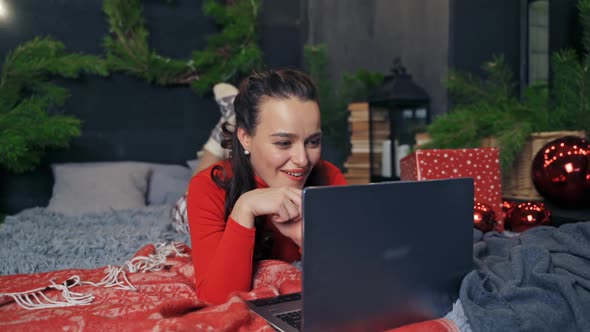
531, 136, 590, 208
473, 201, 496, 232
502, 200, 517, 230
502, 200, 516, 213
506, 201, 551, 232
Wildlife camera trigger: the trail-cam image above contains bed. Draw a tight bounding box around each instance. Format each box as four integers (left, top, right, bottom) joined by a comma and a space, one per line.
1, 158, 589, 332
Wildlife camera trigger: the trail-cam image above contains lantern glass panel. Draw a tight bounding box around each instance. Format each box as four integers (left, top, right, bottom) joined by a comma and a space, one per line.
399, 107, 428, 146
369, 103, 430, 182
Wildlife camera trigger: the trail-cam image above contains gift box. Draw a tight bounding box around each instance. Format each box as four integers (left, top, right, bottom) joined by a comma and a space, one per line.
400, 148, 504, 232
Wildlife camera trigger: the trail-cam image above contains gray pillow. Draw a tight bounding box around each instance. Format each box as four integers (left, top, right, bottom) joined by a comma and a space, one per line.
144, 163, 192, 205
186, 158, 201, 174
47, 162, 152, 216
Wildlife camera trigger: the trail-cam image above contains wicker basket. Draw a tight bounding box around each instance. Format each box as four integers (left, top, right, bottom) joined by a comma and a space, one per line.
481, 130, 587, 200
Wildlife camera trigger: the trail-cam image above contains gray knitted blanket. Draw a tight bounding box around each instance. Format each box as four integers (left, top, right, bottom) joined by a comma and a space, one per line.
460, 221, 590, 332
0, 205, 190, 275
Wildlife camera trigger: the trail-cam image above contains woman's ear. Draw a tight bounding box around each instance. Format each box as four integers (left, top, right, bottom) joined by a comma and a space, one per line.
237, 127, 251, 152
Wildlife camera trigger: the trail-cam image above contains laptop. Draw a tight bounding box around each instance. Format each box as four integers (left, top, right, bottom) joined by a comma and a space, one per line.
247, 178, 474, 332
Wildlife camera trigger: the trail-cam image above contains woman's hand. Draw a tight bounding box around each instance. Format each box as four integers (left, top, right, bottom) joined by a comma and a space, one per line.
272, 215, 303, 248
231, 187, 302, 230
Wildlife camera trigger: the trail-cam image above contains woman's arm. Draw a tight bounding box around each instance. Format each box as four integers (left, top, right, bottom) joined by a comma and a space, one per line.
187, 173, 256, 304
188, 171, 303, 304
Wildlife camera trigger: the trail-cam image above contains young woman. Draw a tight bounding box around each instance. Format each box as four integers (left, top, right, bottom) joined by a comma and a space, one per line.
187, 69, 347, 304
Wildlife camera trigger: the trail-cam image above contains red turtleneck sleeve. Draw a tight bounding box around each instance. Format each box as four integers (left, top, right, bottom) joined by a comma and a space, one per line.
187, 160, 346, 304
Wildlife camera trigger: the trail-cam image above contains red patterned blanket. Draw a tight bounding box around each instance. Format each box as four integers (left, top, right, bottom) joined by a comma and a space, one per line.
0, 243, 458, 331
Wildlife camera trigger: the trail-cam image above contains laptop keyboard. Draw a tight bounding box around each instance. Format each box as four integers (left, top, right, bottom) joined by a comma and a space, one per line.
248, 292, 301, 307
276, 310, 302, 329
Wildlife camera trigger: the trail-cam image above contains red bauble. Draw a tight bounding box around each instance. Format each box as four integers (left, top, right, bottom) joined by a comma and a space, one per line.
473, 201, 496, 232
502, 200, 517, 230
531, 136, 590, 208
507, 201, 551, 232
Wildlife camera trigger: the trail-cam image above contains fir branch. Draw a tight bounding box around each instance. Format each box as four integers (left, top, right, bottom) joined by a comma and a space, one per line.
426, 54, 543, 173
0, 37, 104, 173
2, 37, 107, 82
103, 0, 196, 85
551, 49, 588, 130
444, 56, 515, 108
494, 121, 532, 171
0, 98, 81, 173
191, 0, 263, 93
522, 82, 550, 131
421, 108, 481, 149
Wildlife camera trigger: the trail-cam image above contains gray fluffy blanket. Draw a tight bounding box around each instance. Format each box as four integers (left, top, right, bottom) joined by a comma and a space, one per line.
0, 206, 190, 275
460, 222, 590, 332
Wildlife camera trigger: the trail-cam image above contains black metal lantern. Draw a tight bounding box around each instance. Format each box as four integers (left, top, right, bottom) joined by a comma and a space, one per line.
369, 59, 431, 182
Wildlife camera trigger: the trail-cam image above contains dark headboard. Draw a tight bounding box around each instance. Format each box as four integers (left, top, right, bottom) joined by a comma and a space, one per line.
0, 0, 308, 214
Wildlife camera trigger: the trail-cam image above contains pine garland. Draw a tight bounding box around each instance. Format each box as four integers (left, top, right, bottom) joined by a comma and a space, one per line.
103, 0, 263, 93
102, 0, 193, 85
1, 0, 262, 173
0, 37, 108, 173
191, 0, 263, 92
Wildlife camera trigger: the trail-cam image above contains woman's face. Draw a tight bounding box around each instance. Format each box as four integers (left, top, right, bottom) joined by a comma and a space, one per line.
238, 96, 322, 189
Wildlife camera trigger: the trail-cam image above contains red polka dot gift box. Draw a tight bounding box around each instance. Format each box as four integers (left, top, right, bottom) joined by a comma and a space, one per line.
400, 148, 504, 232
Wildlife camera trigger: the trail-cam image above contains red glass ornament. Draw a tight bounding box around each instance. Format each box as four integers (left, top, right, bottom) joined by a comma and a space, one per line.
473, 201, 496, 233
507, 201, 551, 232
502, 200, 517, 230
531, 136, 590, 208
502, 199, 516, 214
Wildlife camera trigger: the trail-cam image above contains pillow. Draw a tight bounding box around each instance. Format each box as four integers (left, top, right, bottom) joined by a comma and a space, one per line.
186, 158, 201, 174
145, 163, 192, 205
47, 162, 151, 216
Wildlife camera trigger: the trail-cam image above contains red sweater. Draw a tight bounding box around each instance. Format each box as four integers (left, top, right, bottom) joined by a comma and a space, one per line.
187, 159, 347, 304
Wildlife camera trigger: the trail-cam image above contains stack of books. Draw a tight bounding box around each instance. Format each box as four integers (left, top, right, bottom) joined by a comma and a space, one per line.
343, 102, 390, 184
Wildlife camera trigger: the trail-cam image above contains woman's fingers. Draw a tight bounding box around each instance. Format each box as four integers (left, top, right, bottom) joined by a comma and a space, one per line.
274, 198, 300, 223
287, 188, 303, 207
285, 198, 300, 221
247, 187, 304, 222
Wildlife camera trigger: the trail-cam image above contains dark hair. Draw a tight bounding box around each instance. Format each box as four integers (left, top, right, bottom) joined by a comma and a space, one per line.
212, 69, 325, 261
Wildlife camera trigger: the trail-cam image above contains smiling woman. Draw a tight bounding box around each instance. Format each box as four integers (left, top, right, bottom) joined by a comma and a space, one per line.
186, 69, 347, 304
238, 97, 322, 189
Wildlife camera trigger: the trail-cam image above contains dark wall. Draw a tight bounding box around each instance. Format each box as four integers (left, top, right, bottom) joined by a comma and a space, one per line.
0, 0, 306, 214
550, 0, 582, 55
450, 0, 522, 81
306, 0, 451, 118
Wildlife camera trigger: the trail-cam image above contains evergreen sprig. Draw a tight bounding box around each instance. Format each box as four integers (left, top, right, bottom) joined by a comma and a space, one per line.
103, 0, 262, 92
550, 0, 590, 132
304, 44, 383, 157
191, 0, 263, 92
422, 56, 550, 171
102, 0, 196, 85
0, 37, 108, 173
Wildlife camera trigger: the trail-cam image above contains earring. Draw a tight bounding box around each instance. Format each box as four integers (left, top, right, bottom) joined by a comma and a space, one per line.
244, 149, 250, 155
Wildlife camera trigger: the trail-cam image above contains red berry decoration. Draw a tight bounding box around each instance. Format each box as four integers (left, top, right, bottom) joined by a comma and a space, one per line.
473, 201, 496, 232
531, 136, 590, 208
507, 201, 551, 232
